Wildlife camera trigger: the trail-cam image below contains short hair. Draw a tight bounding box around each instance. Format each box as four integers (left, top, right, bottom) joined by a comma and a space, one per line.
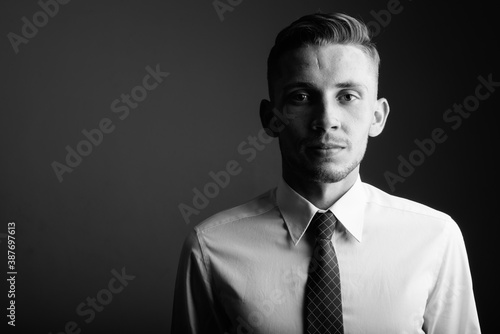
267, 12, 380, 100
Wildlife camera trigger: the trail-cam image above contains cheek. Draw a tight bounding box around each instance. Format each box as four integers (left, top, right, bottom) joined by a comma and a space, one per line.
342, 112, 374, 145
279, 127, 301, 153
278, 121, 311, 158
281, 116, 309, 139
346, 125, 371, 147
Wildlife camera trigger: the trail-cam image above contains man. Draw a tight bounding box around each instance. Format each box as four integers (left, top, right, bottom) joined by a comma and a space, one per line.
171, 13, 480, 333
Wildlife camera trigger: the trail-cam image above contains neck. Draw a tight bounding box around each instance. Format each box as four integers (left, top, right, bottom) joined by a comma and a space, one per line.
283, 167, 359, 210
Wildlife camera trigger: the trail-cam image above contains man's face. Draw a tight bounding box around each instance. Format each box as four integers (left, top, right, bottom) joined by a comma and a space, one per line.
268, 43, 387, 184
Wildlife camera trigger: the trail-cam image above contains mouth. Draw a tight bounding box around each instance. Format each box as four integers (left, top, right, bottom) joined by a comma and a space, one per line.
307, 143, 346, 156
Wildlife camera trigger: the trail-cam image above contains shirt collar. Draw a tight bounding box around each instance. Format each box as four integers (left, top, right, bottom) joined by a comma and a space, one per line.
276, 175, 366, 245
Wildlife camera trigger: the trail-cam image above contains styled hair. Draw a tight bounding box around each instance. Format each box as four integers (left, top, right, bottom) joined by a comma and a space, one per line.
267, 12, 380, 99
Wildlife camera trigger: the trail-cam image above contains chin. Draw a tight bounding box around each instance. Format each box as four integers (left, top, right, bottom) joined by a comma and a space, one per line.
306, 161, 360, 184
310, 171, 349, 183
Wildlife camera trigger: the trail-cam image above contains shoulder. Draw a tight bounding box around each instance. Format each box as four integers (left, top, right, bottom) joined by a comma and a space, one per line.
363, 182, 452, 221
360, 182, 466, 249
361, 181, 462, 235
193, 188, 278, 234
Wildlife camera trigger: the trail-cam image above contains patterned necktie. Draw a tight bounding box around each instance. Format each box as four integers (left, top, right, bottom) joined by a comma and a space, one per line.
305, 210, 344, 334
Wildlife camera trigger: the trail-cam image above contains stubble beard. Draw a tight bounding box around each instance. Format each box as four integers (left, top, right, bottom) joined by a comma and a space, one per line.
285, 142, 367, 184
305, 156, 362, 183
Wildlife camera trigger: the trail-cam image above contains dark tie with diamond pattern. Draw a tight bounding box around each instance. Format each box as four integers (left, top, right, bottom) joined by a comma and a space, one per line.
305, 210, 344, 334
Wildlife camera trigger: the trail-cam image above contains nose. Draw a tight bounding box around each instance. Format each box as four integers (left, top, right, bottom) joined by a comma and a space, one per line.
310, 95, 341, 132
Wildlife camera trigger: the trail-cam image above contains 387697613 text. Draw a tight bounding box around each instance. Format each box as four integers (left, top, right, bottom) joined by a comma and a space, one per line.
6, 221, 16, 327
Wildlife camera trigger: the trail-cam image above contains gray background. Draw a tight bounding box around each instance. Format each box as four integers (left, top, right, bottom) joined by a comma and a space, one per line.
1, 0, 497, 333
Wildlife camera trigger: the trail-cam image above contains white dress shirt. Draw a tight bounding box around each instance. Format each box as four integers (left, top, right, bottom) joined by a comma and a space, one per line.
171, 176, 480, 333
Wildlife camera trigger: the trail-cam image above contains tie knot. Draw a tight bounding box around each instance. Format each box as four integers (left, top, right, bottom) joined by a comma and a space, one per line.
310, 210, 337, 240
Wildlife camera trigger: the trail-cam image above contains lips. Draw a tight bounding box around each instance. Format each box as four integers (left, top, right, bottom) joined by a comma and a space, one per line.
307, 140, 347, 150
307, 144, 345, 157
310, 143, 345, 150
301, 135, 349, 158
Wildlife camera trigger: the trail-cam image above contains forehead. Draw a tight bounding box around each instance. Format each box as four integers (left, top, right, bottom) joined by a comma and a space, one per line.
276, 44, 377, 91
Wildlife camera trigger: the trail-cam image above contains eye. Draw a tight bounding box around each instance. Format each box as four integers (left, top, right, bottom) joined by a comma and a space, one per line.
338, 93, 359, 103
288, 92, 311, 105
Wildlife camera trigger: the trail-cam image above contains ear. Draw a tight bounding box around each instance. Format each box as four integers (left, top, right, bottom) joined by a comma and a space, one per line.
368, 97, 390, 137
260, 99, 280, 138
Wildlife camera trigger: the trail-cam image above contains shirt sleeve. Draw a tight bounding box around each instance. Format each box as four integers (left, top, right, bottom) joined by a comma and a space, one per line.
171, 229, 226, 334
423, 220, 481, 333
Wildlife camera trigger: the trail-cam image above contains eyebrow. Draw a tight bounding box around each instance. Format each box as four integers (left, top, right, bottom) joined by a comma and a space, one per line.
335, 81, 367, 90
283, 81, 368, 92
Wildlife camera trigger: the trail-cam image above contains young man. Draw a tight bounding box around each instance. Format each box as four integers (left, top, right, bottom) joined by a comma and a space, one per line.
171, 13, 480, 334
